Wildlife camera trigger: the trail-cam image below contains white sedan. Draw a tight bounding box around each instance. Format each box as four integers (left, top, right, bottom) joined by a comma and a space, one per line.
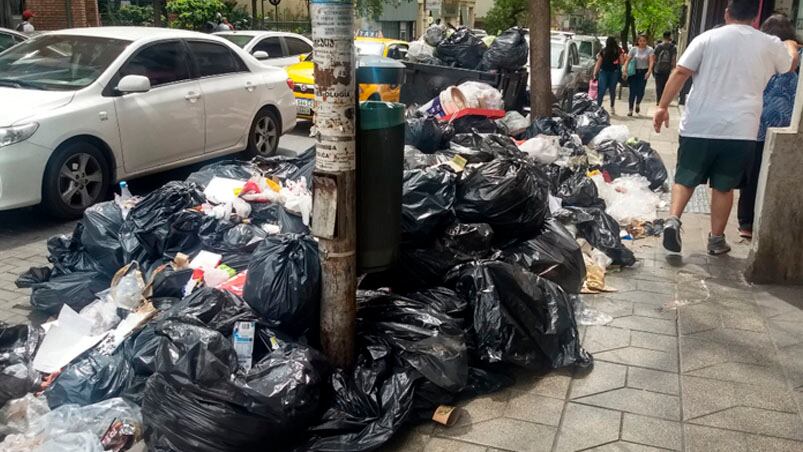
214, 31, 312, 67
0, 27, 296, 217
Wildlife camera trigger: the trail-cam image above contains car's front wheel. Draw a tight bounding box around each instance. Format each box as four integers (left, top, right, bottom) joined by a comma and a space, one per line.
246, 108, 280, 158
42, 140, 111, 219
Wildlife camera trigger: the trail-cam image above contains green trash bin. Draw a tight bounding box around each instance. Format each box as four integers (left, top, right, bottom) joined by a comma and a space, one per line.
357, 101, 405, 273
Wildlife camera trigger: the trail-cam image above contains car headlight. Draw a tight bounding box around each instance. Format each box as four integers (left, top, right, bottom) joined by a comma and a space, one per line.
0, 122, 39, 148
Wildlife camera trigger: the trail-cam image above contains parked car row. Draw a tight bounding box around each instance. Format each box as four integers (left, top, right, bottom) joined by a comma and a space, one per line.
0, 27, 296, 217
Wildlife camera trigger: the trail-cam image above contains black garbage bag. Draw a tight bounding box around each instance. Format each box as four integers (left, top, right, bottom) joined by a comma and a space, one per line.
480, 27, 528, 71
423, 25, 446, 47
404, 117, 454, 153
80, 201, 125, 276
198, 218, 268, 271
119, 181, 205, 266
570, 92, 603, 115
249, 203, 309, 234
450, 115, 500, 135
435, 27, 488, 69
455, 158, 550, 238
497, 219, 587, 294
595, 140, 645, 180
185, 160, 255, 189
118, 322, 163, 404
160, 209, 205, 260
149, 265, 193, 299
403, 145, 449, 170
550, 166, 605, 208
449, 132, 520, 163
243, 234, 321, 336
0, 324, 41, 407
436, 222, 494, 261
44, 352, 135, 408
163, 287, 257, 333
143, 319, 329, 452
254, 147, 316, 187
304, 354, 419, 452
575, 110, 611, 145
15, 266, 52, 288
632, 140, 669, 190
450, 261, 592, 370
29, 271, 110, 314
46, 224, 98, 276
525, 116, 574, 142
401, 167, 457, 244
559, 206, 636, 266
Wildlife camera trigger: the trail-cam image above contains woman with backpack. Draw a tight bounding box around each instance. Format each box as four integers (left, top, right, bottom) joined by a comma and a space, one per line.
593, 37, 624, 114
653, 31, 677, 105
738, 14, 801, 239
623, 34, 655, 116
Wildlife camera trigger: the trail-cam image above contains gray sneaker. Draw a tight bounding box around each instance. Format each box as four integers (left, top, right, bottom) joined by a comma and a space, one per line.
663, 216, 682, 253
707, 234, 731, 255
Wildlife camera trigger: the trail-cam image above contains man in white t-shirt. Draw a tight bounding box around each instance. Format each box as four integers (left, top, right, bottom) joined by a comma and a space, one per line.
653, 0, 799, 256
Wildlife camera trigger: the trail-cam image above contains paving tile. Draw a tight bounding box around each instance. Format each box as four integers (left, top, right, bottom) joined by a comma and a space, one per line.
586, 441, 666, 451
569, 361, 627, 399
424, 437, 486, 452
686, 327, 774, 348
688, 406, 803, 441
680, 337, 730, 373
684, 424, 748, 452
778, 343, 803, 389
582, 326, 631, 354
767, 318, 803, 348
554, 403, 621, 452
632, 303, 676, 320
635, 279, 676, 295
384, 431, 430, 452
574, 387, 680, 420
720, 310, 767, 333
436, 391, 509, 430
504, 391, 565, 426
684, 362, 788, 388
610, 316, 676, 336
678, 307, 721, 335
629, 331, 677, 353
436, 418, 556, 452
620, 413, 681, 450
627, 367, 678, 395
595, 346, 677, 372
585, 296, 635, 318
511, 369, 572, 400
604, 276, 639, 293
744, 433, 803, 452
603, 290, 676, 308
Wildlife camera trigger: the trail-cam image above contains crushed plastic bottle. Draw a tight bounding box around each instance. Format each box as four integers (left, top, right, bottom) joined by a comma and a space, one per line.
115, 181, 135, 219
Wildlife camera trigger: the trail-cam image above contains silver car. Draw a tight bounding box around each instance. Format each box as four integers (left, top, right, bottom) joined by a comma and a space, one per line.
0, 27, 27, 52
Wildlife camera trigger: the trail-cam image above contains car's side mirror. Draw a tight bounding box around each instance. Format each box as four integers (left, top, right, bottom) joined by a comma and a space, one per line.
253, 50, 269, 60
116, 75, 151, 94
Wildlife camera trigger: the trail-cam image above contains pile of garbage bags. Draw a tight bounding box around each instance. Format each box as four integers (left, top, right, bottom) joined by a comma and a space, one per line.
0, 90, 666, 451
408, 26, 528, 72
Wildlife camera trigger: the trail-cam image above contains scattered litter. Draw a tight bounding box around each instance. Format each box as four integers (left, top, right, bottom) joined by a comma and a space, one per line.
571, 295, 614, 326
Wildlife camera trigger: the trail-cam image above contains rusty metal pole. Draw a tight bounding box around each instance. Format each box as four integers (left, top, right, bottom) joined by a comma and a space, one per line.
310, 0, 356, 369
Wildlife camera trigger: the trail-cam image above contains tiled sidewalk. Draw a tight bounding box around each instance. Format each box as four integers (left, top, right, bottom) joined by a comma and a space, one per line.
0, 94, 801, 452
387, 100, 803, 451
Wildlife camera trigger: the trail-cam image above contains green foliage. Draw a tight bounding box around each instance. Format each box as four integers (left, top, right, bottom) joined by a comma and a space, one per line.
589, 0, 684, 39
117, 4, 155, 26
166, 0, 226, 30
484, 0, 528, 36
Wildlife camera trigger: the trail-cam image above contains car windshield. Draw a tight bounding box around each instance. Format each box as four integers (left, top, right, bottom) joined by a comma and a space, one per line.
217, 34, 254, 48
0, 34, 130, 91
550, 42, 564, 69
578, 41, 593, 58
355, 41, 385, 56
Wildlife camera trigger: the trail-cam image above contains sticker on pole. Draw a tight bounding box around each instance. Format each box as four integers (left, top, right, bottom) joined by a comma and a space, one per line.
316, 137, 355, 172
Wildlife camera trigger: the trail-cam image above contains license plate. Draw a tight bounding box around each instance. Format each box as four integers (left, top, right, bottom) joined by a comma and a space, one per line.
297, 99, 313, 116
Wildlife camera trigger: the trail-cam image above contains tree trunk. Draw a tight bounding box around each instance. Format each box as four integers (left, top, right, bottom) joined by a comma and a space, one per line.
153, 0, 162, 27
530, 0, 552, 118
251, 0, 257, 24
620, 0, 632, 51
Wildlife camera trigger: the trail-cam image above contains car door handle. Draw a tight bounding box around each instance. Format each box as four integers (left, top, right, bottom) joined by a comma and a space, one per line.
245, 81, 255, 92
185, 91, 201, 102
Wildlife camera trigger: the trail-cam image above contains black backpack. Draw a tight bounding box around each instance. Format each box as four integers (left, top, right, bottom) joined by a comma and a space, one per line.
655, 44, 674, 74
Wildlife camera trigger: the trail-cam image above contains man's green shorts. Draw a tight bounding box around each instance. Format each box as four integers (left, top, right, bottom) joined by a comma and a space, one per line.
675, 136, 754, 191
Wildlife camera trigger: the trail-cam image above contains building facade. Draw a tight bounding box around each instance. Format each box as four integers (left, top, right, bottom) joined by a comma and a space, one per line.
18, 0, 100, 29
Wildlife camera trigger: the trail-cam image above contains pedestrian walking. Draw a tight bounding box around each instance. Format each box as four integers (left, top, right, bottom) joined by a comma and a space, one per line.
623, 34, 654, 116
16, 9, 34, 33
737, 14, 801, 239
653, 0, 799, 256
593, 37, 624, 115
653, 31, 677, 105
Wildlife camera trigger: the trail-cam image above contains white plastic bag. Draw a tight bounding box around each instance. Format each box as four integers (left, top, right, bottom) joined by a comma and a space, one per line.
281, 179, 312, 225
593, 174, 661, 223
0, 394, 50, 437
590, 125, 630, 147
457, 81, 504, 110
519, 135, 561, 164
78, 299, 121, 336
496, 111, 530, 135
407, 40, 435, 62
